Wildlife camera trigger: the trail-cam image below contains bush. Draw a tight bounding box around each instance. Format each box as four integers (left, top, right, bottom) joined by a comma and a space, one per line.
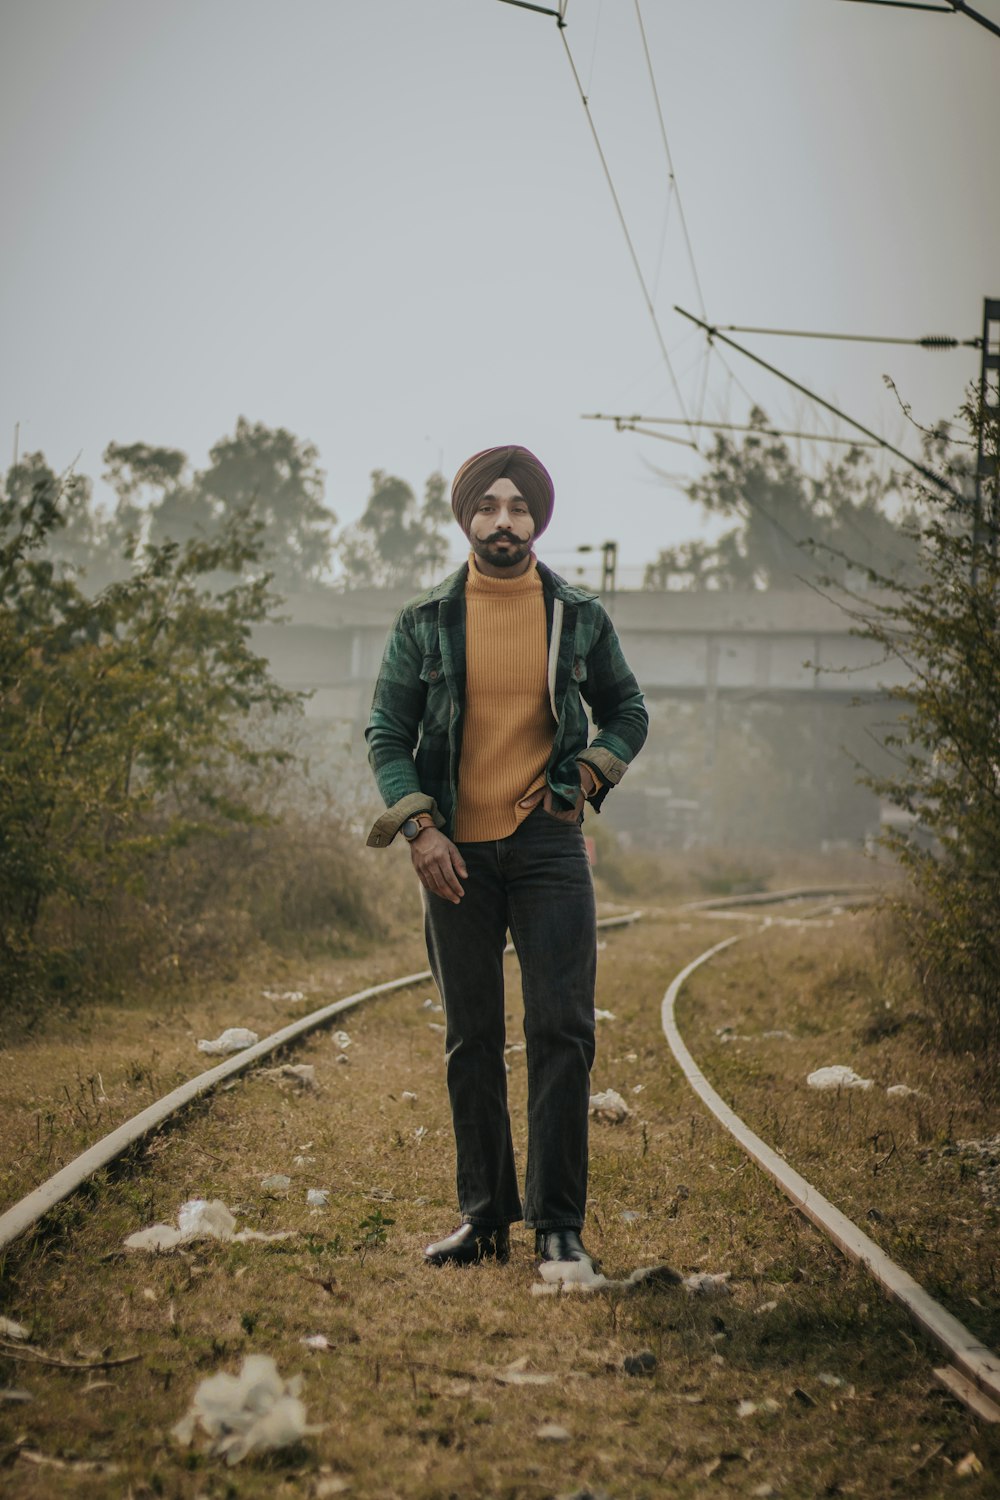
0, 461, 299, 1006
844, 398, 1000, 1076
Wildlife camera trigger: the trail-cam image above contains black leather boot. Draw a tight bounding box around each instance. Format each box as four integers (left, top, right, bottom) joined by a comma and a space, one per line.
424, 1223, 510, 1266
534, 1228, 596, 1267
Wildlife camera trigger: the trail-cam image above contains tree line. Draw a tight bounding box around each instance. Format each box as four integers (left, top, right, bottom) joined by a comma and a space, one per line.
9, 407, 926, 604
9, 418, 452, 598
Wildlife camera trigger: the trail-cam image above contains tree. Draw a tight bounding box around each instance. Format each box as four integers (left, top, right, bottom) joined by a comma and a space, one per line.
644, 409, 917, 591
844, 397, 1000, 1069
0, 457, 301, 993
337, 469, 450, 590
113, 420, 337, 594
195, 419, 335, 591
6, 453, 102, 581
103, 440, 192, 563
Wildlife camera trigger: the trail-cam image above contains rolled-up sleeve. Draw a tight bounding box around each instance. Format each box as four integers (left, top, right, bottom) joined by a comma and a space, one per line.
578, 607, 648, 810
364, 611, 443, 846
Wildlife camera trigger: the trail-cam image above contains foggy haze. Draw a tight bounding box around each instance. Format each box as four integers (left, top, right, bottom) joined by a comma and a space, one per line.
2, 0, 998, 580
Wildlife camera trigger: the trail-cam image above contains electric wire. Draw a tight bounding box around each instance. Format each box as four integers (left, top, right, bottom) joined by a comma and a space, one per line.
557, 24, 698, 444
501, 0, 778, 454
583, 414, 882, 448
837, 0, 958, 11
633, 0, 708, 324
675, 306, 960, 499
495, 0, 566, 20
717, 324, 980, 349
837, 0, 1000, 36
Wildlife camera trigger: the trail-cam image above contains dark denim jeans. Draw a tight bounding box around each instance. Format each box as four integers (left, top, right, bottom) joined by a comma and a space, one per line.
423, 806, 597, 1231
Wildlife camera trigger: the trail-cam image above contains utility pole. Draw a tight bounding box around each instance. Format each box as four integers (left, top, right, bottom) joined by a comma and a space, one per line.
974, 298, 1000, 558
576, 541, 619, 601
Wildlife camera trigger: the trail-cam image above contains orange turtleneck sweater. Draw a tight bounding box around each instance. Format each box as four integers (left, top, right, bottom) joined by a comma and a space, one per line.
453, 554, 554, 842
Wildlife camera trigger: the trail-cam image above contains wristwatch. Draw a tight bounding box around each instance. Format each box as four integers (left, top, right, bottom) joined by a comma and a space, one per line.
401, 814, 435, 842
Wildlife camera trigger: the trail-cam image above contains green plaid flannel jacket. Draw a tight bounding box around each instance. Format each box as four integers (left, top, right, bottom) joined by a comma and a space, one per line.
365, 559, 648, 846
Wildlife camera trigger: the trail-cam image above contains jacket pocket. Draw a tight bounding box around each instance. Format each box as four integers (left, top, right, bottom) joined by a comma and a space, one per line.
419, 655, 449, 734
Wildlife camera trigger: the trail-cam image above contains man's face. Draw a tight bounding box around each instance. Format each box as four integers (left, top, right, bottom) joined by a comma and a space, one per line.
468, 478, 535, 571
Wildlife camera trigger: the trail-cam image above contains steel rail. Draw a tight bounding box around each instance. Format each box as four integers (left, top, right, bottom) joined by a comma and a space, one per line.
0, 912, 642, 1258
681, 884, 875, 912
660, 929, 1000, 1416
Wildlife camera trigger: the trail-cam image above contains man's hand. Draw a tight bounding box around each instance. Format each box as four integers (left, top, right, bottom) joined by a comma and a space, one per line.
410, 827, 468, 903
517, 780, 587, 824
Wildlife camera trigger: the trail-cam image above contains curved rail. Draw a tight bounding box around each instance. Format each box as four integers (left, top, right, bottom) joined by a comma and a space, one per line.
661, 930, 1000, 1415
0, 911, 642, 1258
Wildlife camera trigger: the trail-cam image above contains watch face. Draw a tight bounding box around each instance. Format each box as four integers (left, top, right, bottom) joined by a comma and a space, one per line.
401, 818, 419, 840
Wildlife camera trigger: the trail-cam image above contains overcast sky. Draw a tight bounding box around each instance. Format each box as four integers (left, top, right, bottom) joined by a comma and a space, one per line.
2, 0, 998, 584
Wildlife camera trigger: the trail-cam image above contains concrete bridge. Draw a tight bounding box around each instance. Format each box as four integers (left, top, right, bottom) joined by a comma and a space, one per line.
254, 584, 907, 724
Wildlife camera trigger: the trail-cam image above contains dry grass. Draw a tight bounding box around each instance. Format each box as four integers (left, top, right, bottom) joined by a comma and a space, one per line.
1, 888, 998, 1497
678, 904, 1000, 1354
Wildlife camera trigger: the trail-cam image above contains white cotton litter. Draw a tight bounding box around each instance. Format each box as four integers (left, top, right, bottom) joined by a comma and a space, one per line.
125, 1199, 296, 1252
886, 1084, 919, 1098
539, 1259, 608, 1290
532, 1261, 682, 1297
0, 1317, 30, 1340
261, 989, 306, 1003
589, 1089, 632, 1123
594, 1008, 617, 1022
306, 1189, 330, 1208
332, 1031, 352, 1050
401, 1091, 418, 1102
682, 1272, 732, 1297
300, 1334, 331, 1350
178, 1199, 237, 1239
261, 1174, 292, 1191
172, 1354, 317, 1465
197, 1028, 259, 1056
806, 1065, 873, 1091
125, 1223, 186, 1252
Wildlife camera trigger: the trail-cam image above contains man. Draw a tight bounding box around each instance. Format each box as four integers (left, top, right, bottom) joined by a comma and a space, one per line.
365, 445, 647, 1271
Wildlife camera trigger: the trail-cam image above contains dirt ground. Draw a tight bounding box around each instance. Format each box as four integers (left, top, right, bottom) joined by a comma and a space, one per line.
1, 889, 999, 1498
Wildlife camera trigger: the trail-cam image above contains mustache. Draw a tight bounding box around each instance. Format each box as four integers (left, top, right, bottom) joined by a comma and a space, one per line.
484, 530, 529, 545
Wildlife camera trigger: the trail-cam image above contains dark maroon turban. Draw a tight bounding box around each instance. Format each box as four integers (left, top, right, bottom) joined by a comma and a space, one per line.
451, 445, 555, 539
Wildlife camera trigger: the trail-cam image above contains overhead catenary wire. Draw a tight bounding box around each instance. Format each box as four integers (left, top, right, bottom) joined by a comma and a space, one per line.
716, 324, 981, 350
632, 0, 714, 429
583, 413, 882, 449
836, 0, 1000, 38
632, 0, 706, 322
555, 23, 698, 445
500, 0, 781, 452
674, 305, 961, 499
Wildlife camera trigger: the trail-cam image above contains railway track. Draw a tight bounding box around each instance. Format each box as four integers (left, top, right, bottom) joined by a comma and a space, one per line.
662, 917, 1000, 1424
2, 886, 998, 1487
0, 913, 644, 1258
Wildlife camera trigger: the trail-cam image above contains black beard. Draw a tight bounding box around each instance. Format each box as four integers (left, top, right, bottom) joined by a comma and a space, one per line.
471, 532, 532, 569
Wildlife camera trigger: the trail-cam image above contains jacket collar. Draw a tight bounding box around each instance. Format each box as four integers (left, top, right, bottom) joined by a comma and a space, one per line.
411, 557, 596, 609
